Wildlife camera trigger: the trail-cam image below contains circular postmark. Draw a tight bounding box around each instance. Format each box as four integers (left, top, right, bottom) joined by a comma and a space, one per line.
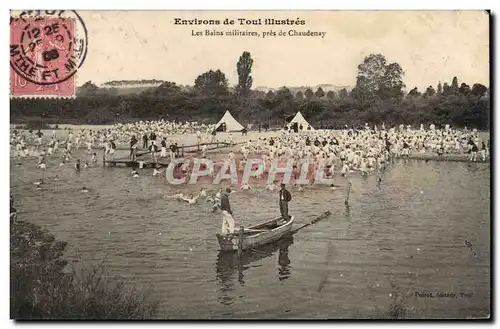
10, 10, 88, 86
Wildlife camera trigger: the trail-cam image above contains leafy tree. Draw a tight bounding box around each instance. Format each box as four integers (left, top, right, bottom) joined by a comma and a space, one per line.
326, 90, 336, 100
76, 81, 99, 97
471, 83, 487, 97
353, 54, 404, 102
407, 87, 421, 98
194, 69, 228, 96
275, 87, 294, 103
152, 81, 181, 96
356, 54, 387, 95
338, 88, 348, 100
315, 87, 325, 99
459, 83, 471, 95
424, 85, 436, 97
437, 82, 443, 95
265, 90, 275, 100
273, 87, 294, 120
442, 82, 451, 96
295, 91, 304, 102
378, 62, 405, 100
304, 88, 314, 101
451, 76, 459, 95
236, 51, 253, 96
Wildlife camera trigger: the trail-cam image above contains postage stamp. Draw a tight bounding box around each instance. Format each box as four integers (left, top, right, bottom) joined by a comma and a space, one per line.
9, 10, 88, 97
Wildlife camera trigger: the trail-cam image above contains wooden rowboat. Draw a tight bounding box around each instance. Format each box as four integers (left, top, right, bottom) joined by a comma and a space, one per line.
216, 216, 294, 252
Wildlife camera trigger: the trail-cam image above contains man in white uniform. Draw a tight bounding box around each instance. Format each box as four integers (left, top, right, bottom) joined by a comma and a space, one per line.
220, 188, 235, 234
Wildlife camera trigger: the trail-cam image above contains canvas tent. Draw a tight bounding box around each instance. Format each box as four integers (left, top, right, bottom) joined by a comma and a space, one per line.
286, 111, 314, 131
215, 110, 244, 132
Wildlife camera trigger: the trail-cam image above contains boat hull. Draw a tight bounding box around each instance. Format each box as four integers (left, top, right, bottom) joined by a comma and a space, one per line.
216, 216, 294, 251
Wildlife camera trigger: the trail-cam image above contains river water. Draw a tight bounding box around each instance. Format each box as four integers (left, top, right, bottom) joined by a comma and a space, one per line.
10, 153, 490, 319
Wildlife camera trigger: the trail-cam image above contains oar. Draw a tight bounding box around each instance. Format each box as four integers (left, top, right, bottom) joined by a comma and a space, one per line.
290, 211, 331, 234
345, 181, 352, 207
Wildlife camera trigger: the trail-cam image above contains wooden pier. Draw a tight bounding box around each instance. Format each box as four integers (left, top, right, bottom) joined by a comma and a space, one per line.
402, 153, 490, 163
103, 141, 235, 168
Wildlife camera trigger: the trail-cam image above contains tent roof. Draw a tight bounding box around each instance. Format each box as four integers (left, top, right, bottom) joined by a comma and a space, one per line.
288, 111, 314, 130
216, 110, 244, 131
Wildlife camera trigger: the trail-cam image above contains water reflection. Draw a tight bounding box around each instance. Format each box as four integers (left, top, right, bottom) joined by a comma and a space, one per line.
215, 235, 294, 305
278, 240, 291, 281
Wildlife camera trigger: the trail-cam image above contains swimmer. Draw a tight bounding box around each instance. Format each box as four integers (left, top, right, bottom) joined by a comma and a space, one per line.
199, 188, 207, 197
74, 159, 81, 171
207, 195, 221, 212
84, 162, 89, 169
132, 169, 139, 178
59, 160, 66, 167
215, 188, 223, 199
37, 162, 47, 170
240, 182, 252, 190
181, 193, 200, 205
34, 179, 44, 186
81, 187, 89, 193
153, 167, 164, 176
266, 182, 278, 191
166, 192, 184, 199
53, 175, 60, 181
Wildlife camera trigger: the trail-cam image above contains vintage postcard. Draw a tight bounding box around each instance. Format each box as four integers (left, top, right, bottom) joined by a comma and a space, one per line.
9, 10, 490, 320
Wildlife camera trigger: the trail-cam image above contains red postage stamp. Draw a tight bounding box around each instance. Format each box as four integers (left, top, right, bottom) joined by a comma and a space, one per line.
9, 10, 88, 97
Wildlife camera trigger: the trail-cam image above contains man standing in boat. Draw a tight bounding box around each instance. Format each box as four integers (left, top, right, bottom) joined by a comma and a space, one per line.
279, 184, 292, 221
220, 188, 235, 234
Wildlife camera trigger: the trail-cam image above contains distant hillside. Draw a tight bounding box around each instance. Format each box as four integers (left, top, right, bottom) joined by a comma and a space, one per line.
101, 80, 165, 87
78, 80, 353, 96
89, 81, 193, 95
254, 84, 354, 94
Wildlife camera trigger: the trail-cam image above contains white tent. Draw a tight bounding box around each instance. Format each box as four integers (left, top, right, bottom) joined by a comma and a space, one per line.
287, 111, 314, 131
215, 110, 244, 132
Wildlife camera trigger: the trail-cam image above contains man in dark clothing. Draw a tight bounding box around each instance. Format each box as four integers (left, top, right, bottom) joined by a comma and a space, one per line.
142, 134, 149, 149
279, 184, 292, 221
170, 143, 177, 158
220, 188, 232, 215
174, 142, 180, 157
149, 132, 157, 147
130, 136, 138, 160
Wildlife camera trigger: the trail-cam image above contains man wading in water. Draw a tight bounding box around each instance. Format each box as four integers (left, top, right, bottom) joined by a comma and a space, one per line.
220, 188, 235, 234
279, 184, 292, 222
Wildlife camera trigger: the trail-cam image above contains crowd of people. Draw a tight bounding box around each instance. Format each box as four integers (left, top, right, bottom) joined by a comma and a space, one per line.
10, 120, 218, 162
10, 120, 489, 234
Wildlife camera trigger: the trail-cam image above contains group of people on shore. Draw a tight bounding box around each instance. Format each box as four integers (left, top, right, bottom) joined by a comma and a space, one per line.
231, 123, 489, 183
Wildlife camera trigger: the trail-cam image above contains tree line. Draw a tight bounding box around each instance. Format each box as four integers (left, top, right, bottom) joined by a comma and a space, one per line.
10, 52, 490, 130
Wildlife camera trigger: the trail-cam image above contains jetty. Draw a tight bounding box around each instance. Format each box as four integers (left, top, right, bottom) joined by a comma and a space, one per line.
402, 153, 490, 163
103, 141, 234, 168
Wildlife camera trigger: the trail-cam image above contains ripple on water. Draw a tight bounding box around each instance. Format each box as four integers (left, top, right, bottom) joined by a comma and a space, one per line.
10, 155, 490, 319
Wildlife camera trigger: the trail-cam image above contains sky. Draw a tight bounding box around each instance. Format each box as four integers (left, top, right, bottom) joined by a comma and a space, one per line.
74, 10, 489, 91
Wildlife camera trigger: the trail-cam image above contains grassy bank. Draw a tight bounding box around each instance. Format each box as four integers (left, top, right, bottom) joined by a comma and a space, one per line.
10, 215, 161, 319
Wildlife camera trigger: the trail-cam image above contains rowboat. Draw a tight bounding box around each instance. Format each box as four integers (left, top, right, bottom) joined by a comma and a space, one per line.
216, 216, 294, 251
